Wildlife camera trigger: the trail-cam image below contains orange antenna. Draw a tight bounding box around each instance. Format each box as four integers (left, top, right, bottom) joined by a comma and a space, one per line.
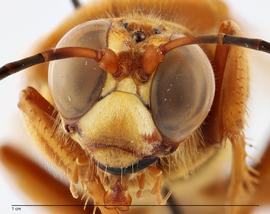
143, 33, 270, 75
160, 33, 270, 54
0, 47, 118, 80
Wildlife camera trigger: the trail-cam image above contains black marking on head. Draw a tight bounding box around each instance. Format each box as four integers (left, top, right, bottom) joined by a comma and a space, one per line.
122, 22, 129, 30
154, 28, 162, 35
133, 31, 146, 43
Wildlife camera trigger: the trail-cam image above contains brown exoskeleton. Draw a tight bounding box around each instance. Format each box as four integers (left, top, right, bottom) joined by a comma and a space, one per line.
1, 0, 270, 214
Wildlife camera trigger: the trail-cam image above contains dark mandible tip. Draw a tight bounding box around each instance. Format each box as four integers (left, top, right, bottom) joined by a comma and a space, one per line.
96, 156, 158, 175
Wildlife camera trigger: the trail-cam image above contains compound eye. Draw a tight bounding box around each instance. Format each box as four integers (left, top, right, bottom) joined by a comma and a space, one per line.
150, 44, 215, 142
49, 20, 111, 119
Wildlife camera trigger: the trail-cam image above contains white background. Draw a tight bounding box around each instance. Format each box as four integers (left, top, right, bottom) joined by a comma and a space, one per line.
0, 0, 270, 213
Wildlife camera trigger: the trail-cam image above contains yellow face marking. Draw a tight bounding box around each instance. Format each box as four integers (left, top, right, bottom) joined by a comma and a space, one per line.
70, 17, 194, 169
101, 73, 117, 97
138, 75, 153, 105
117, 78, 137, 94
73, 91, 159, 167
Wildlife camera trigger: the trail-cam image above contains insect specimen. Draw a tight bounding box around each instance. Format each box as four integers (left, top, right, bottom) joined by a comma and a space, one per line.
1, 0, 270, 214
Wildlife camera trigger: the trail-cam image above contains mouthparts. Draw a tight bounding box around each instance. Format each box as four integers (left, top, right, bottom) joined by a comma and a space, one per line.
94, 156, 158, 175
